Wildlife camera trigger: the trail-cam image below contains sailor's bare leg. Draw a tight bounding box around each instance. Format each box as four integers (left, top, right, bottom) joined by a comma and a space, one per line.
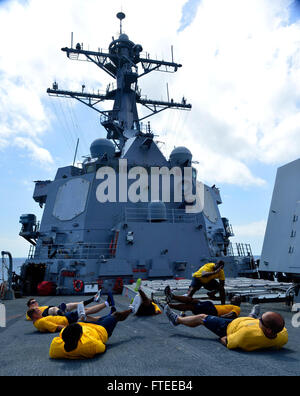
66, 303, 80, 312
169, 303, 195, 312
84, 315, 102, 322
84, 303, 106, 315
138, 289, 152, 307
177, 314, 207, 328
48, 307, 60, 315
187, 286, 198, 298
171, 295, 199, 304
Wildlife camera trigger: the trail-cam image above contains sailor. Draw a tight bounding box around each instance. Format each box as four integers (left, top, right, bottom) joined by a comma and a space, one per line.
129, 287, 162, 316
27, 294, 116, 333
49, 309, 132, 359
187, 260, 226, 304
25, 290, 103, 320
164, 286, 241, 319
163, 305, 288, 352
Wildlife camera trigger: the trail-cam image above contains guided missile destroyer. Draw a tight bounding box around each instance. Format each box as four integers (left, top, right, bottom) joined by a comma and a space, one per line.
18, 13, 255, 296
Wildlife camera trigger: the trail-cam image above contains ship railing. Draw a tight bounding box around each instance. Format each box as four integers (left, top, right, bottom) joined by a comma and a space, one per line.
227, 242, 253, 257
30, 243, 115, 260
124, 208, 197, 223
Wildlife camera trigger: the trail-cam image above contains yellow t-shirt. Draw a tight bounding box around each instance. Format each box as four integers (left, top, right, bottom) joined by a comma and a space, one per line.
226, 317, 288, 351
34, 316, 69, 333
49, 322, 108, 359
192, 263, 225, 284
26, 306, 48, 321
215, 305, 241, 317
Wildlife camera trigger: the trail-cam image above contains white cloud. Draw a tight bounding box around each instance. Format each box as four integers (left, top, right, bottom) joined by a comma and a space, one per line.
232, 220, 267, 238
14, 136, 54, 165
230, 220, 267, 255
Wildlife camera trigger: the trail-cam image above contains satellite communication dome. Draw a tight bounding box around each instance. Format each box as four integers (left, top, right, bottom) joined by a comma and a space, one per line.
169, 146, 192, 166
90, 138, 115, 159
119, 34, 129, 41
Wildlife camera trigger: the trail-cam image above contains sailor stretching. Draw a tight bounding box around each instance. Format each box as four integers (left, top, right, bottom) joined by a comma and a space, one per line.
187, 260, 226, 304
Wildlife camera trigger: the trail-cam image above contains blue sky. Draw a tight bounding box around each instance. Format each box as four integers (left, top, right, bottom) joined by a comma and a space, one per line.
0, 0, 300, 257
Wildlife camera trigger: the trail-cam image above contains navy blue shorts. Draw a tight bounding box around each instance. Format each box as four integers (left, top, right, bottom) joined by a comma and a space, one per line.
192, 301, 218, 316
65, 311, 79, 324
203, 315, 234, 338
190, 278, 220, 291
86, 314, 117, 338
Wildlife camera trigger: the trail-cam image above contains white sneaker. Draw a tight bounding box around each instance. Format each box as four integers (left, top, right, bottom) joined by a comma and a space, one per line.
249, 305, 260, 319
77, 302, 86, 321
94, 289, 102, 303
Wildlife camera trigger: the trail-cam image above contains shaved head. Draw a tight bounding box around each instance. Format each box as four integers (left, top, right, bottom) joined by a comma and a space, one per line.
262, 312, 285, 334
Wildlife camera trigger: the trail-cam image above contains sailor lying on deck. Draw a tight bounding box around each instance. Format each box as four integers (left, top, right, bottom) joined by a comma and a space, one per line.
164, 286, 241, 319
26, 293, 116, 333
163, 304, 288, 352
187, 261, 226, 304
49, 309, 132, 359
129, 287, 161, 316
25, 290, 103, 320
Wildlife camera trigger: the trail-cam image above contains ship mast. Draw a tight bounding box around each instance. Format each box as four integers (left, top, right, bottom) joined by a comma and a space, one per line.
47, 13, 192, 150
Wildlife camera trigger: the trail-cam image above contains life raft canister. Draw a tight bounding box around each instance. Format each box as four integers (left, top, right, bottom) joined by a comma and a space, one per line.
73, 279, 84, 293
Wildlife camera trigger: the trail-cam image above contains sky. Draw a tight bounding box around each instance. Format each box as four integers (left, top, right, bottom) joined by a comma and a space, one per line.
0, 0, 300, 257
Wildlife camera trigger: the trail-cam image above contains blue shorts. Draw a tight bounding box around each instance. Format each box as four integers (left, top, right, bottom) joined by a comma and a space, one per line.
65, 312, 79, 324
203, 315, 234, 338
192, 301, 218, 316
86, 315, 117, 338
190, 277, 220, 291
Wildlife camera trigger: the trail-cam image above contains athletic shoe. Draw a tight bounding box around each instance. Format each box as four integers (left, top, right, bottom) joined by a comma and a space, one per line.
110, 306, 117, 314
94, 289, 102, 303
130, 294, 142, 314
249, 304, 260, 319
77, 302, 86, 321
164, 305, 179, 327
152, 298, 165, 309
164, 285, 172, 304
106, 291, 115, 307
58, 303, 67, 313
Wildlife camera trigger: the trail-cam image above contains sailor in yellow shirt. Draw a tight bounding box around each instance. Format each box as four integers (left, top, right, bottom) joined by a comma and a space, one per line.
25, 292, 101, 321
49, 308, 132, 359
164, 305, 288, 352
164, 286, 240, 319
188, 261, 226, 304
129, 287, 162, 316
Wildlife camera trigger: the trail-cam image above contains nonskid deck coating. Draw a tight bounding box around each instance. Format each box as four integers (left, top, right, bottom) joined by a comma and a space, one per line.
0, 295, 299, 376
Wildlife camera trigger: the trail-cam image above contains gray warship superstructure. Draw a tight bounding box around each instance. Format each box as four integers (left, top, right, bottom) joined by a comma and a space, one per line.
19, 13, 255, 295
261, 158, 300, 290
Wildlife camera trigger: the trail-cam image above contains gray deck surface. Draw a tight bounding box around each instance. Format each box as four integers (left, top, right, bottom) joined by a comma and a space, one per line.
0, 295, 299, 376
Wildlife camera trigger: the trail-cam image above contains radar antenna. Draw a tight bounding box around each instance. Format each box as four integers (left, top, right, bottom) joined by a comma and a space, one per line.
116, 12, 126, 34
47, 13, 192, 150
